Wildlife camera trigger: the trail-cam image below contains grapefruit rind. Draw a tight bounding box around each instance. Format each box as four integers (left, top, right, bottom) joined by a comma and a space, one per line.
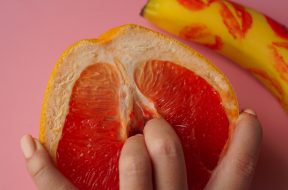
40, 24, 238, 161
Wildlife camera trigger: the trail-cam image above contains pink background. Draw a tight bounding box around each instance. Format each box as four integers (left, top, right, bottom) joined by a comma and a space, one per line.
0, 0, 287, 189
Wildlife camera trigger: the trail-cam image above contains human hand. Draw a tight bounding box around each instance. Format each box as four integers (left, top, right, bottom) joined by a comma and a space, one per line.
119, 109, 262, 190
21, 109, 262, 190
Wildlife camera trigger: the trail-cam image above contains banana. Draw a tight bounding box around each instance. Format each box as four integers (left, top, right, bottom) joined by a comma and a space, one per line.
141, 0, 288, 111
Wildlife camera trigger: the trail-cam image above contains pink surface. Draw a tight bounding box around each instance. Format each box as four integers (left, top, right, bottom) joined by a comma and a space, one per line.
0, 0, 287, 189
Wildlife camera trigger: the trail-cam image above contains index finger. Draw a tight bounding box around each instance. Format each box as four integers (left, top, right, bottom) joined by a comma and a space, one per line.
144, 118, 188, 190
119, 134, 153, 190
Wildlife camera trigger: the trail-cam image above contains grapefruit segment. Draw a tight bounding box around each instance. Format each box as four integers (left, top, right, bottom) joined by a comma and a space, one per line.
40, 25, 238, 190
57, 63, 123, 189
134, 60, 229, 189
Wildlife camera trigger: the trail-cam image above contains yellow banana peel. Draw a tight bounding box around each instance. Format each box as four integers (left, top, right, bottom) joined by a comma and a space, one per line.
141, 0, 288, 111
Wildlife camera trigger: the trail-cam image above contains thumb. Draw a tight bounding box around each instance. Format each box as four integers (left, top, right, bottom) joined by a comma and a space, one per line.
20, 135, 77, 190
205, 109, 262, 190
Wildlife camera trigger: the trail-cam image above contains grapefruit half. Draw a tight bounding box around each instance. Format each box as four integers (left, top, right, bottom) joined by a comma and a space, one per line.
40, 24, 238, 190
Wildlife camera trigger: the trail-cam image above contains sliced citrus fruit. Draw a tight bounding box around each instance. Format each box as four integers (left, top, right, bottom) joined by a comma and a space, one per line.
40, 24, 238, 190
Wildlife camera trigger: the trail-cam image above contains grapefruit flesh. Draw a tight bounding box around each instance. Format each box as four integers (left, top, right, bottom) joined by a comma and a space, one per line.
135, 60, 229, 189
57, 64, 123, 189
56, 60, 230, 190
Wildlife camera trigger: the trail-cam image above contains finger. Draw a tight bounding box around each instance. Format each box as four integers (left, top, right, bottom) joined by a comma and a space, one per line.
20, 135, 76, 190
143, 118, 188, 190
119, 134, 153, 190
205, 109, 262, 190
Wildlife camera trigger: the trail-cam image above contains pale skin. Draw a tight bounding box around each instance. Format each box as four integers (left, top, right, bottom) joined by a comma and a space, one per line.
20, 109, 262, 190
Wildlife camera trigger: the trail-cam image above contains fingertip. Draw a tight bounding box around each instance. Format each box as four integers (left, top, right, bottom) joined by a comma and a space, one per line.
127, 134, 144, 142
236, 109, 263, 141
144, 118, 182, 157
144, 118, 175, 139
119, 134, 153, 190
145, 118, 169, 129
121, 134, 145, 155
120, 134, 149, 166
233, 109, 263, 160
20, 134, 36, 159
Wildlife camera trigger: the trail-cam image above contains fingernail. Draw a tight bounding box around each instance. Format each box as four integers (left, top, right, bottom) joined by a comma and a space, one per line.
243, 109, 257, 116
236, 109, 258, 128
20, 135, 36, 159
